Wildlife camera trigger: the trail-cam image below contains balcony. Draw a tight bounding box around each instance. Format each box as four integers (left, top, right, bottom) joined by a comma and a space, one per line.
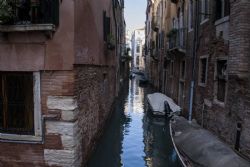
0, 0, 59, 32
167, 28, 186, 55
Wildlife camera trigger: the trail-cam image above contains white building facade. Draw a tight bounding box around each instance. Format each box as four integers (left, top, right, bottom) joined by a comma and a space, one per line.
131, 28, 145, 71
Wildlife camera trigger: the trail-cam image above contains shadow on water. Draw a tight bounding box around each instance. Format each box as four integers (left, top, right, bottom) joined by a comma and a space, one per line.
87, 79, 182, 167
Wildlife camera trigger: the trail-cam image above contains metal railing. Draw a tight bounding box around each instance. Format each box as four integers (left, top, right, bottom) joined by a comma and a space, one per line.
168, 28, 186, 51
0, 0, 59, 26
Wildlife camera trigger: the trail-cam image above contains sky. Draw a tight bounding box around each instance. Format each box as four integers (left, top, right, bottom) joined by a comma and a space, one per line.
124, 0, 147, 31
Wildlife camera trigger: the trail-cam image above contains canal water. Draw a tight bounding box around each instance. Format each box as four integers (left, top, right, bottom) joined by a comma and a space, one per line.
87, 79, 182, 167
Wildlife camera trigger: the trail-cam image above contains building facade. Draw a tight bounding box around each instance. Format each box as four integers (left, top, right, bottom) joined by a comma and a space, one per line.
131, 28, 145, 71
0, 0, 126, 166
145, 0, 250, 159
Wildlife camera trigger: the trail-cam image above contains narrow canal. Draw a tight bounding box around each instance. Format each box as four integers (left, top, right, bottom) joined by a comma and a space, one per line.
87, 78, 182, 167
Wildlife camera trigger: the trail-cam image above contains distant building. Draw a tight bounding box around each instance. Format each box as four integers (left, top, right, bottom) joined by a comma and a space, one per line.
126, 30, 132, 56
131, 28, 145, 70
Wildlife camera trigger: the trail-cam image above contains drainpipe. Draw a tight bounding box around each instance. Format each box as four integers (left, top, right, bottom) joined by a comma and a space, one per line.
188, 0, 200, 122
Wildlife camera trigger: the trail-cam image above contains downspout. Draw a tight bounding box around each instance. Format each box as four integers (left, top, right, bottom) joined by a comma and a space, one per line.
188, 0, 200, 122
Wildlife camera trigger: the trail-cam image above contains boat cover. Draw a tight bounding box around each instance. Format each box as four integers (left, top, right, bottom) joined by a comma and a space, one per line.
147, 93, 181, 113
171, 116, 250, 167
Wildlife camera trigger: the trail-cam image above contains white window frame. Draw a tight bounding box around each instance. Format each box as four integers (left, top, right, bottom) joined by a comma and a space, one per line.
198, 55, 208, 87
0, 72, 42, 142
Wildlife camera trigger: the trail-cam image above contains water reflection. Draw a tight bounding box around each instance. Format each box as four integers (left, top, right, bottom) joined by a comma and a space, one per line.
87, 79, 182, 167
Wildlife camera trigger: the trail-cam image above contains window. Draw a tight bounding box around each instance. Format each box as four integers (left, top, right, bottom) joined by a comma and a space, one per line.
199, 57, 208, 85
215, 0, 230, 20
136, 44, 140, 53
0, 72, 42, 142
0, 72, 34, 135
200, 0, 209, 22
180, 60, 186, 79
215, 60, 227, 102
189, 0, 194, 30
136, 56, 140, 66
103, 11, 111, 42
9, 0, 60, 25
170, 61, 174, 76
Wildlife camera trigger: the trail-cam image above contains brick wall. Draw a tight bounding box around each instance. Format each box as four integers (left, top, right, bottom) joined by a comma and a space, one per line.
0, 71, 75, 167
43, 65, 117, 166
227, 0, 250, 158
193, 0, 250, 159
0, 66, 117, 167
74, 65, 116, 166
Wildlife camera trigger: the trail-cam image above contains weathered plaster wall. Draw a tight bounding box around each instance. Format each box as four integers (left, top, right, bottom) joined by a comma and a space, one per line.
0, 0, 74, 71
74, 0, 116, 66
0, 0, 122, 166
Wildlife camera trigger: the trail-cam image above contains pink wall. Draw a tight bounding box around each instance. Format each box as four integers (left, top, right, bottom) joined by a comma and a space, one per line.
0, 0, 117, 71
74, 0, 116, 66
0, 0, 74, 71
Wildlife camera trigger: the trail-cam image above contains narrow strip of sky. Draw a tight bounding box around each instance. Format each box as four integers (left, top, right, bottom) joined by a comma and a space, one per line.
124, 0, 147, 31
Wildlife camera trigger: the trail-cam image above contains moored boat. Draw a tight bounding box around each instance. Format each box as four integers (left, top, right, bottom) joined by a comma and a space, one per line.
146, 92, 181, 117
170, 116, 250, 167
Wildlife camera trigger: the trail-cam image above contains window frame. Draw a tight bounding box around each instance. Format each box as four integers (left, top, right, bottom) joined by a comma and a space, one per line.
198, 55, 208, 87
170, 60, 174, 77
213, 58, 228, 106
180, 60, 186, 81
136, 43, 141, 53
0, 72, 42, 143
188, 0, 194, 31
200, 0, 210, 24
215, 0, 230, 22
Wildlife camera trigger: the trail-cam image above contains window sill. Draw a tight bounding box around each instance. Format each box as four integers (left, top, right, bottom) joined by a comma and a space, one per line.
200, 19, 209, 25
198, 83, 206, 87
0, 24, 56, 32
188, 28, 193, 33
179, 78, 185, 82
0, 133, 42, 144
213, 99, 225, 108
215, 16, 229, 27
